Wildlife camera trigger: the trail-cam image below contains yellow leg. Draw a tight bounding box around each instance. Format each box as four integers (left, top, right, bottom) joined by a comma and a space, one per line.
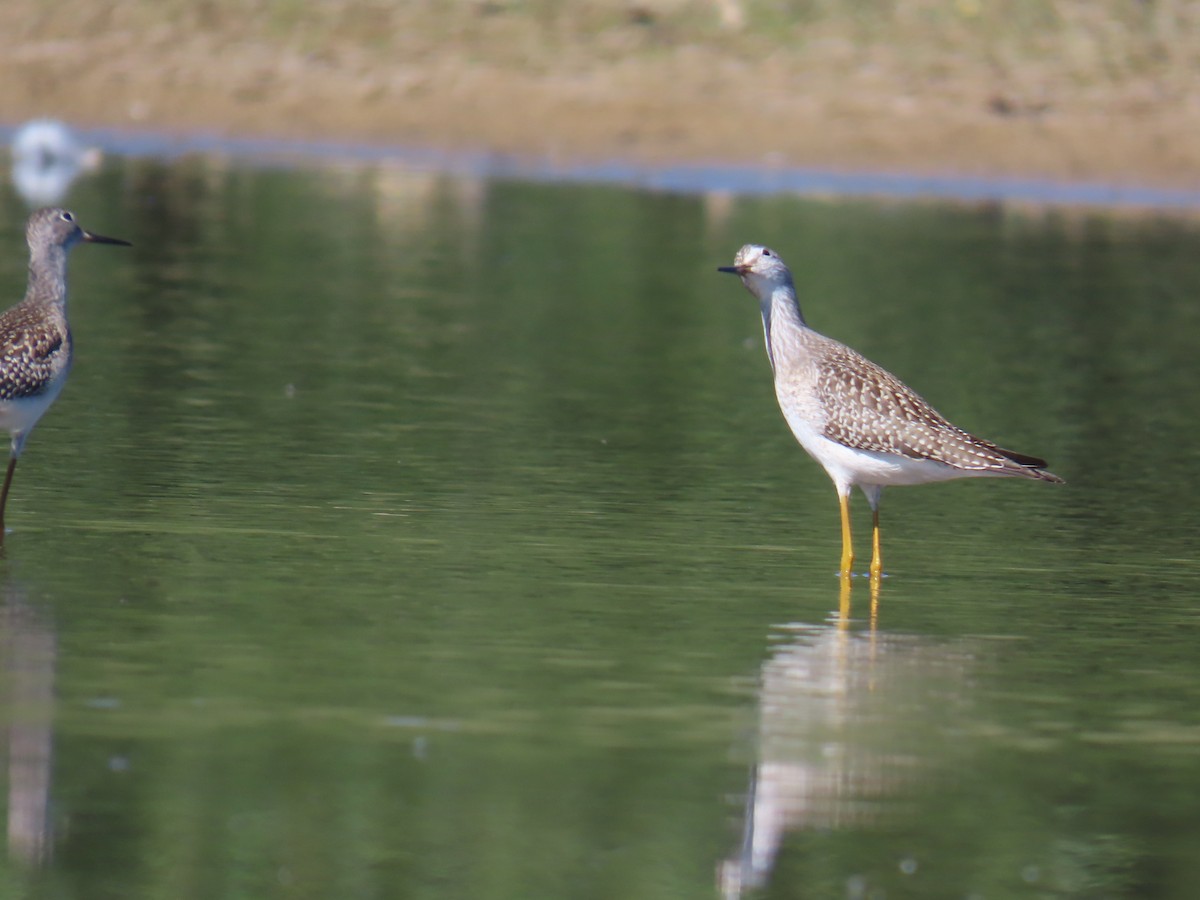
839, 492, 854, 577
869, 566, 880, 627
838, 571, 852, 625
869, 507, 883, 580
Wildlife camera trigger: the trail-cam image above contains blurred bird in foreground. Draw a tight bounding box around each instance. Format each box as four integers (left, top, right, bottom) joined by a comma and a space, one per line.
0, 208, 130, 539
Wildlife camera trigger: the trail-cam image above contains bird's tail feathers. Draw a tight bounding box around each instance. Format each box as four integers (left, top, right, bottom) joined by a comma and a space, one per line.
996, 447, 1065, 484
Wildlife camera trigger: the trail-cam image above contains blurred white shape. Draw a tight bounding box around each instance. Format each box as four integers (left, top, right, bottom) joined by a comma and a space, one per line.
11, 119, 103, 207
713, 0, 744, 29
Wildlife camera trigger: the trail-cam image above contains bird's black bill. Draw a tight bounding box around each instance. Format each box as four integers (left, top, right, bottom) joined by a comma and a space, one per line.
82, 230, 132, 247
717, 265, 741, 274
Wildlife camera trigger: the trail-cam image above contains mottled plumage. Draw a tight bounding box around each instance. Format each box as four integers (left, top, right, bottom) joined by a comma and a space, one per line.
0, 207, 129, 539
0, 300, 71, 402
813, 338, 1057, 478
719, 243, 1062, 578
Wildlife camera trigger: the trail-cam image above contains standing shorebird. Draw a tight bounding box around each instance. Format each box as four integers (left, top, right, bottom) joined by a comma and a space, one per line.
719, 243, 1062, 579
0, 208, 130, 539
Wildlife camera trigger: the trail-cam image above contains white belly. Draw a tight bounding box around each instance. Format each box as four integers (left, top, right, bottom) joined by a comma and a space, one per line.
0, 376, 68, 455
779, 404, 996, 493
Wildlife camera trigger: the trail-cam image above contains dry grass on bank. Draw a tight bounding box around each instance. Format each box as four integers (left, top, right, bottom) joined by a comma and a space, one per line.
1, 1, 1199, 183
79, 0, 1200, 87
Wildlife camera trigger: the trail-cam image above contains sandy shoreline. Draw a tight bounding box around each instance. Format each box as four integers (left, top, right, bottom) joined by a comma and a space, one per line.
2, 3, 1199, 194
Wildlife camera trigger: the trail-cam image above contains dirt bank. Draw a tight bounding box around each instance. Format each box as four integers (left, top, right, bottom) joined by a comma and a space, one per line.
1, 1, 1198, 188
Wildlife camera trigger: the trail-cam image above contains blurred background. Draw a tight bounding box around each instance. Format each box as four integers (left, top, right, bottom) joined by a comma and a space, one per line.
1, 0, 1198, 184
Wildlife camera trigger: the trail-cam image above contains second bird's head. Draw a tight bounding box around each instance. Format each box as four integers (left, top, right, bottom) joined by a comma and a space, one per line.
27, 207, 131, 254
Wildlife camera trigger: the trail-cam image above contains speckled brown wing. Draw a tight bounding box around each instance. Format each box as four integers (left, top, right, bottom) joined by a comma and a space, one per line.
816, 339, 1058, 478
0, 303, 69, 401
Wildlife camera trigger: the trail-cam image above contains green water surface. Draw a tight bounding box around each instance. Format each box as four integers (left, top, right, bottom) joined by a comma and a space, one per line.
0, 158, 1196, 899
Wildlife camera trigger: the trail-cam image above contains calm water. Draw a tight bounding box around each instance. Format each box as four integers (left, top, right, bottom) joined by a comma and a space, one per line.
0, 152, 1197, 899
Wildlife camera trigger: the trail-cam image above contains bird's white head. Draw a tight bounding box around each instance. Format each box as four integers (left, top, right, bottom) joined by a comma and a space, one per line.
717, 244, 794, 299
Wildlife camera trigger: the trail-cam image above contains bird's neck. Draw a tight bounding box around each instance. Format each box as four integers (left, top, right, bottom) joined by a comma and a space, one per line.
763, 280, 806, 327
759, 281, 806, 376
25, 246, 69, 309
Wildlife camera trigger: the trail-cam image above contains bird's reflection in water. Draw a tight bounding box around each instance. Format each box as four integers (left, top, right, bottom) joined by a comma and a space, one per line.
719, 580, 972, 898
0, 573, 56, 866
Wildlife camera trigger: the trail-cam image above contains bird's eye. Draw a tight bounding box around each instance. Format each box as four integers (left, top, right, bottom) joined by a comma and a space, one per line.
762, 249, 772, 257
59, 211, 73, 222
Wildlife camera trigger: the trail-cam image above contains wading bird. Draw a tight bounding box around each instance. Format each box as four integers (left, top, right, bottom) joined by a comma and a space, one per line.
719, 243, 1062, 578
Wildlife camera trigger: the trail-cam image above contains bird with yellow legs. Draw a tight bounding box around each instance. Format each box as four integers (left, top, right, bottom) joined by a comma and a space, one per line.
719, 244, 1062, 585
